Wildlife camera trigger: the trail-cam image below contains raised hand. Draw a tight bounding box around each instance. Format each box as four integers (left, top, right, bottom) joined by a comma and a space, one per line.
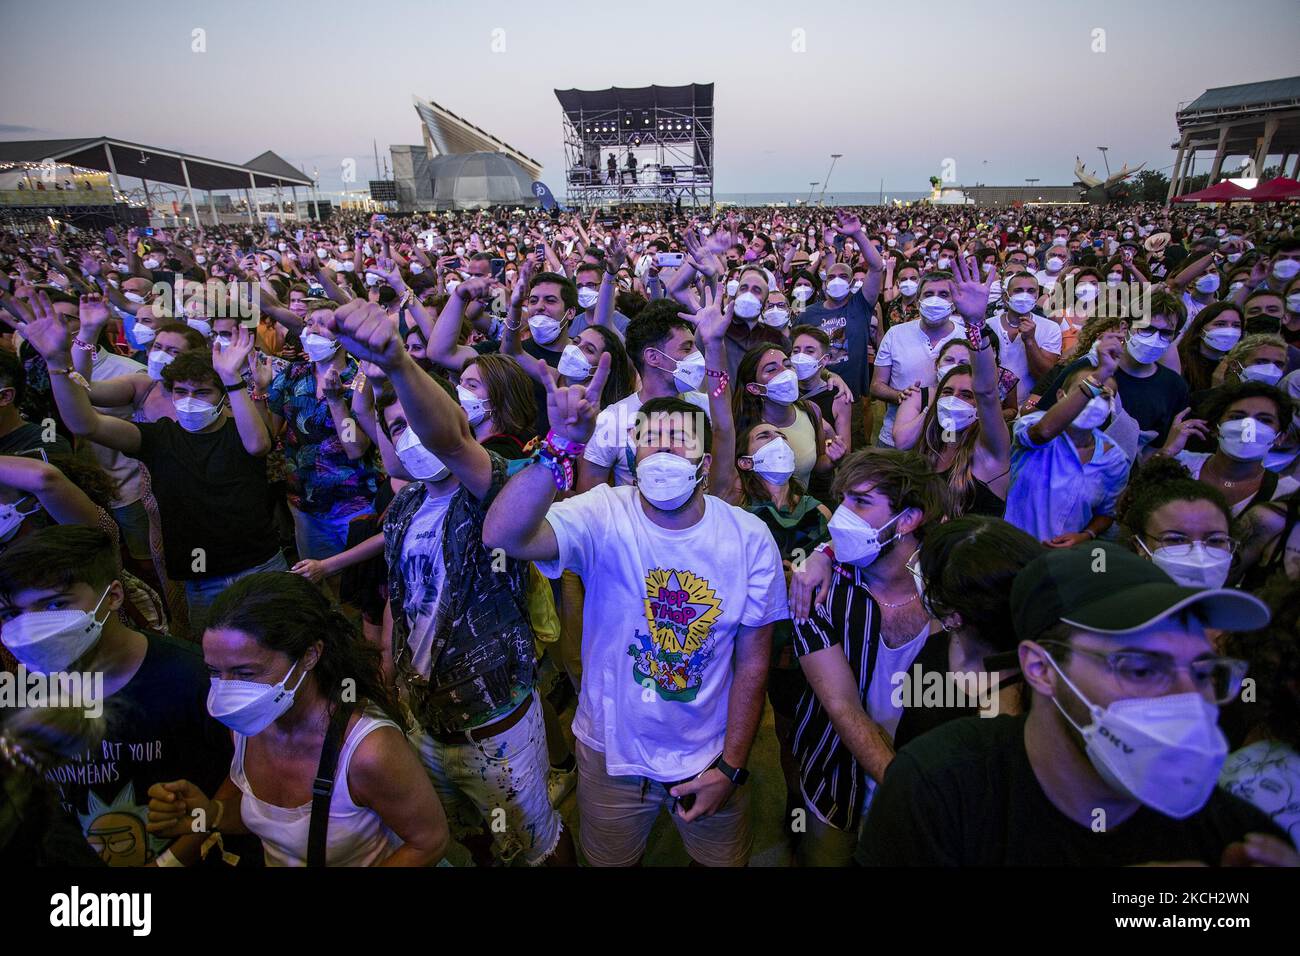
678, 285, 730, 345
1159, 408, 1209, 457
321, 365, 346, 402
455, 275, 497, 303
538, 350, 612, 444
18, 291, 72, 360
213, 326, 256, 383
324, 300, 405, 370
78, 292, 111, 330
832, 210, 863, 236
949, 246, 994, 324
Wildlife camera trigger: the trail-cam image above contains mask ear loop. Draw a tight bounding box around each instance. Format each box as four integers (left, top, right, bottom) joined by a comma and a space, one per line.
1040, 648, 1103, 735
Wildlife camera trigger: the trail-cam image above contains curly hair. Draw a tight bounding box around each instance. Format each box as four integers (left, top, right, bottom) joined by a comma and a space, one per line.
1116, 454, 1233, 548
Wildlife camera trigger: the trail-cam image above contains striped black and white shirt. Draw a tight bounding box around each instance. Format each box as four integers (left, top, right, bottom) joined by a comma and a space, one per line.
792, 562, 930, 832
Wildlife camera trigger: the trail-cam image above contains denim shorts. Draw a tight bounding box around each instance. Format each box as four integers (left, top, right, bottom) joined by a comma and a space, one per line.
290, 504, 372, 561
184, 551, 289, 631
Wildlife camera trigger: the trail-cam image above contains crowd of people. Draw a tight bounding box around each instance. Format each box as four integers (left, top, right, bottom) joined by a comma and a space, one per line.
1, 199, 1298, 867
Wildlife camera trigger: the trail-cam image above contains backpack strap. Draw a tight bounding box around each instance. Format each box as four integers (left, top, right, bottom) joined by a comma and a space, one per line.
307, 704, 354, 868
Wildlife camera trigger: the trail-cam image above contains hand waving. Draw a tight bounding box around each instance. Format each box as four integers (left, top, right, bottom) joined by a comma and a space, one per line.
537, 350, 612, 444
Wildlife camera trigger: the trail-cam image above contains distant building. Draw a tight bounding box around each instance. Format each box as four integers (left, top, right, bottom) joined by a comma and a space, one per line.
391, 96, 543, 211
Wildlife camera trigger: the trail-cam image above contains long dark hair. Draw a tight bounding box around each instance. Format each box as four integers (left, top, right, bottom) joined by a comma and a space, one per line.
735, 422, 807, 508
582, 325, 637, 409
205, 573, 404, 730
732, 342, 817, 433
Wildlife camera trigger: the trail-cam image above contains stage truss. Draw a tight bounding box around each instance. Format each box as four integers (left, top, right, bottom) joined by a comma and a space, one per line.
556, 85, 714, 209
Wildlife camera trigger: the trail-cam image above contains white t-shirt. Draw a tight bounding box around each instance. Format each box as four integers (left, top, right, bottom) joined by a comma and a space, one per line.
858, 622, 930, 815
398, 489, 455, 678
990, 311, 1063, 402
584, 390, 710, 486
90, 348, 146, 507
873, 318, 967, 447
536, 484, 788, 780
1175, 452, 1298, 516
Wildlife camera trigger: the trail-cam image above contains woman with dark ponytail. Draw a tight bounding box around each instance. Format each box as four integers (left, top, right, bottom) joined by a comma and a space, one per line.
146, 573, 448, 867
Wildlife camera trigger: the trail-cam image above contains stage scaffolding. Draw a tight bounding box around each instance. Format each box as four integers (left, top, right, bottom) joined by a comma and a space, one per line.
555, 84, 714, 209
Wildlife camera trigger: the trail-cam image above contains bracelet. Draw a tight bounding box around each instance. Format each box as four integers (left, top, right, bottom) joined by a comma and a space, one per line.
535, 446, 575, 492
155, 848, 185, 868
209, 798, 225, 832
72, 338, 97, 353
224, 378, 248, 392
1083, 529, 1097, 540
706, 368, 729, 399
249, 390, 268, 402
544, 429, 587, 457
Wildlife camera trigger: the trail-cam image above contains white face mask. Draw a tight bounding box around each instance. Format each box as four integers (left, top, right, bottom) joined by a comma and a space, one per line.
409, 262, 425, 275
394, 427, 450, 481
557, 343, 594, 380
725, 279, 740, 297
898, 279, 919, 297
1195, 273, 1221, 294
301, 331, 339, 363
733, 291, 763, 320
187, 317, 213, 338
826, 277, 851, 299
0, 495, 41, 543
174, 396, 224, 432
827, 506, 904, 568
790, 352, 822, 381
1007, 291, 1037, 315
762, 306, 790, 328
444, 279, 460, 296
1075, 283, 1099, 303
576, 286, 600, 310
655, 348, 705, 392
761, 368, 800, 404
143, 258, 161, 270
215, 334, 233, 351
1, 586, 112, 674
635, 451, 703, 511
207, 659, 310, 737
936, 396, 977, 433
456, 385, 490, 426
124, 290, 146, 304
792, 285, 814, 301
919, 296, 954, 324
1272, 259, 1300, 281
528, 313, 564, 345
1072, 395, 1112, 431
1046, 257, 1064, 273
1126, 331, 1169, 365
195, 255, 207, 265
365, 271, 381, 287
1218, 418, 1276, 461
1201, 327, 1241, 354
745, 436, 797, 485
1240, 362, 1283, 386
1045, 655, 1228, 819
1137, 539, 1233, 589
146, 349, 174, 381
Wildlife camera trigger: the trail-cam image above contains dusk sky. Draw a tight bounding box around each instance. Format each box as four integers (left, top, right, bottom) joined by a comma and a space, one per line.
2, 0, 1298, 195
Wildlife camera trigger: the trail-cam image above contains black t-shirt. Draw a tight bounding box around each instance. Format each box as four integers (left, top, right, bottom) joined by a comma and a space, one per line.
1036, 358, 1189, 445
1114, 364, 1189, 445
134, 417, 278, 579
42, 631, 232, 867
0, 421, 72, 457
861, 713, 1283, 866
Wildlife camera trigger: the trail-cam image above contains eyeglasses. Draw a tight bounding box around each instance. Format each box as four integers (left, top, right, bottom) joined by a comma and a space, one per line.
1040, 641, 1248, 704
1141, 533, 1238, 555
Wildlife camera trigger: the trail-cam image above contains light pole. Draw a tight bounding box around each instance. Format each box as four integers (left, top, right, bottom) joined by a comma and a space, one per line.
1097, 146, 1110, 177
819, 153, 843, 205
807, 182, 819, 204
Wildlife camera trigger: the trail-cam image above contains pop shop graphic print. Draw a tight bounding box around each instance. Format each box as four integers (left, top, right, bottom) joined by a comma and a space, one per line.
629, 568, 723, 701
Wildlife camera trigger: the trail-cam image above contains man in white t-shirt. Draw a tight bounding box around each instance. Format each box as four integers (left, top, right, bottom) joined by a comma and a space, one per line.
871, 274, 967, 447
486, 380, 787, 867
989, 272, 1062, 402
581, 301, 710, 488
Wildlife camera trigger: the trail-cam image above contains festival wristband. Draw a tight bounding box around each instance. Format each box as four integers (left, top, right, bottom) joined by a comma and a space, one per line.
544, 430, 586, 457
155, 848, 185, 868
535, 446, 575, 492
705, 367, 729, 399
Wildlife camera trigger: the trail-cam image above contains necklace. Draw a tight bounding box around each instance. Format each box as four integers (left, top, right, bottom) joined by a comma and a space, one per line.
867, 588, 919, 609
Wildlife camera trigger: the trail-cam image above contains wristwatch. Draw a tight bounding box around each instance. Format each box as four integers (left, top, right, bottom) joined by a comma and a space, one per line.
713, 757, 749, 786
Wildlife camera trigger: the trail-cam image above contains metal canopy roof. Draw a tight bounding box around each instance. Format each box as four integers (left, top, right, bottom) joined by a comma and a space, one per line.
1181, 76, 1300, 116
411, 96, 543, 181
554, 84, 714, 118
0, 137, 312, 190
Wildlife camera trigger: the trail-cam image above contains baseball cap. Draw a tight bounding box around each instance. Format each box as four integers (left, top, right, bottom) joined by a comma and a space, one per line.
1011, 542, 1269, 641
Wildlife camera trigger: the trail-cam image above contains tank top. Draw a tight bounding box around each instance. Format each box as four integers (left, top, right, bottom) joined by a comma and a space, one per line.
231, 711, 403, 867
778, 407, 819, 489
941, 465, 1007, 518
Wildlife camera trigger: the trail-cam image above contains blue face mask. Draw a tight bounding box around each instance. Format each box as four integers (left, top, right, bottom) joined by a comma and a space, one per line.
123, 313, 154, 351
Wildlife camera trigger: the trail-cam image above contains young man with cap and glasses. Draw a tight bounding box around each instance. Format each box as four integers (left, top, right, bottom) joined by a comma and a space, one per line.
860, 541, 1299, 866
